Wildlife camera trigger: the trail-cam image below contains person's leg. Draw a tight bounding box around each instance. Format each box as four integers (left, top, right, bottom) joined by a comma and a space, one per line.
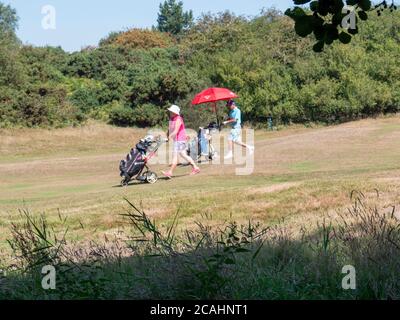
163, 152, 178, 178
225, 130, 236, 159
234, 140, 254, 151
170, 153, 179, 172
163, 142, 199, 178
226, 129, 254, 158
224, 140, 234, 159
179, 151, 200, 171
228, 140, 233, 152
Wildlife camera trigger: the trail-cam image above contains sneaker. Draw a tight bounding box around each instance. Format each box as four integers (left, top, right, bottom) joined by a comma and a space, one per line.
190, 168, 201, 176
162, 171, 173, 179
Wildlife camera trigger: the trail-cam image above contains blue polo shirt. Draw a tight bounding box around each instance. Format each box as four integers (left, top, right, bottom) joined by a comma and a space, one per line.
229, 107, 242, 129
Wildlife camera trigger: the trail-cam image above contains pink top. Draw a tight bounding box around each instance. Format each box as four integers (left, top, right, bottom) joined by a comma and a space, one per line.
169, 115, 187, 142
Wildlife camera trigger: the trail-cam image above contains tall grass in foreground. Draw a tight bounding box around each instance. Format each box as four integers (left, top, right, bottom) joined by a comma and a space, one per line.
1, 191, 400, 300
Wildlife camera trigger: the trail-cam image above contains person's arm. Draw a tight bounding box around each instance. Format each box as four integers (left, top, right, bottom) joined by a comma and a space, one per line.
168, 118, 182, 140
223, 110, 238, 126
223, 118, 236, 125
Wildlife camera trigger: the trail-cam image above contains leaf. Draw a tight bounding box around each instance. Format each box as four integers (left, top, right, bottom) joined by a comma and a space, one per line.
348, 27, 359, 35
317, 2, 329, 16
359, 0, 372, 11
325, 37, 334, 45
339, 31, 352, 44
326, 24, 339, 42
332, 12, 344, 25
310, 1, 319, 11
295, 16, 314, 37
313, 25, 325, 40
313, 40, 325, 52
294, 0, 312, 4
285, 7, 307, 21
311, 14, 324, 27
358, 10, 368, 21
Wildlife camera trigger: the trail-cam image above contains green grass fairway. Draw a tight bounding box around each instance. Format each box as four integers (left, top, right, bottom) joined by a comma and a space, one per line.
1, 117, 400, 255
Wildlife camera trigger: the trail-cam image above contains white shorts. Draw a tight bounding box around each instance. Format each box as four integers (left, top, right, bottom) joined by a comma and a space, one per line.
174, 141, 187, 153
228, 129, 242, 142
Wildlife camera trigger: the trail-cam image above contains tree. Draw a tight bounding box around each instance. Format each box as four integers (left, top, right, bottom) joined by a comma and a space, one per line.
157, 0, 194, 35
286, 0, 398, 52
0, 2, 18, 39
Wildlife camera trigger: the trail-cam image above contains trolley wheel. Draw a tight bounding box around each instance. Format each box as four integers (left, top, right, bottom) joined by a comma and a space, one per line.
145, 172, 158, 184
121, 176, 130, 187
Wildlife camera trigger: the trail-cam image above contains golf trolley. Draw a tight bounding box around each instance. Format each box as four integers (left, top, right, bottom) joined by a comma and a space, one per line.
119, 135, 165, 186
187, 122, 220, 162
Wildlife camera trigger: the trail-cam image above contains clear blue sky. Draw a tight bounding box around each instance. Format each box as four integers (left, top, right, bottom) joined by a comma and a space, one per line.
3, 0, 294, 52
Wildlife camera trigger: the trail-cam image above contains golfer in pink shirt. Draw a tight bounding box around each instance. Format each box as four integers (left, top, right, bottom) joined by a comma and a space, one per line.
162, 105, 200, 179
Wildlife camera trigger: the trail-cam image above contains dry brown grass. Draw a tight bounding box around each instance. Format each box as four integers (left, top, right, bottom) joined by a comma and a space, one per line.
0, 121, 147, 162
1, 116, 400, 257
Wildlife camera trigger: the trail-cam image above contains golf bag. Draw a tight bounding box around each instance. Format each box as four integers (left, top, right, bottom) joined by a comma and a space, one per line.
187, 136, 199, 161
199, 122, 219, 156
187, 122, 220, 162
119, 137, 153, 179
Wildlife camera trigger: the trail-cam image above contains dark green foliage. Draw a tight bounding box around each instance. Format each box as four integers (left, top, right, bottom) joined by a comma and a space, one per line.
110, 104, 166, 128
0, 2, 399, 128
99, 70, 128, 104
157, 0, 194, 35
0, 85, 83, 128
109, 104, 136, 127
131, 104, 166, 127
182, 9, 400, 125
286, 0, 398, 51
70, 85, 101, 113
19, 46, 67, 81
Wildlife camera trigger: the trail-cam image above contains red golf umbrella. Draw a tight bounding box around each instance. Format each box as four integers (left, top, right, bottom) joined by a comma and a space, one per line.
192, 87, 238, 105
192, 88, 238, 129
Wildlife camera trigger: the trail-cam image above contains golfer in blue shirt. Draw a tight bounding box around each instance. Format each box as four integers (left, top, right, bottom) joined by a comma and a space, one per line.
223, 100, 254, 160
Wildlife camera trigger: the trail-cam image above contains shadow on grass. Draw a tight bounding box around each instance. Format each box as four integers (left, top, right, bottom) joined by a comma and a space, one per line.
111, 174, 189, 188
1, 191, 400, 300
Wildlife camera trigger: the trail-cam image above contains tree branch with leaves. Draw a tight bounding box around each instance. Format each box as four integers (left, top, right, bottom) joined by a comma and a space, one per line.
285, 0, 398, 52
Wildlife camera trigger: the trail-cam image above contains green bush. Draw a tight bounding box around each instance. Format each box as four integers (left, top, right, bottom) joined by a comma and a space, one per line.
0, 3, 399, 128
0, 83, 83, 128
98, 70, 128, 105
109, 104, 136, 127
70, 87, 100, 112
131, 104, 166, 127
88, 101, 117, 122
109, 103, 165, 128
19, 46, 67, 83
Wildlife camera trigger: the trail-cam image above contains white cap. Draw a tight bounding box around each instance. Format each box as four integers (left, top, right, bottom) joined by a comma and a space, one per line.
168, 105, 180, 115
